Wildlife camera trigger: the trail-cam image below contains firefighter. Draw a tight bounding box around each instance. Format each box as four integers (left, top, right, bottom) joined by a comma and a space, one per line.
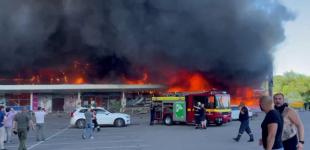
194, 102, 202, 129
233, 102, 254, 142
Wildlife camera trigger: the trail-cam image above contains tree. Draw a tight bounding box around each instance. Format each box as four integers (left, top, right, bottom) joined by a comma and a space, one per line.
273, 71, 310, 102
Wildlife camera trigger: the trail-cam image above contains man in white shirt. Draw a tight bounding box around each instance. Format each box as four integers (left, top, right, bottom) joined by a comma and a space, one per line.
34, 107, 47, 141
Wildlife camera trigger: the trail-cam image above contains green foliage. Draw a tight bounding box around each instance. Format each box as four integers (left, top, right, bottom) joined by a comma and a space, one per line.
273, 71, 310, 102
109, 100, 121, 112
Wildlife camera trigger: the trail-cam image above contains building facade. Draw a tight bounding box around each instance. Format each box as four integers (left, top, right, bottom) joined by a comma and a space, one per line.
0, 84, 163, 112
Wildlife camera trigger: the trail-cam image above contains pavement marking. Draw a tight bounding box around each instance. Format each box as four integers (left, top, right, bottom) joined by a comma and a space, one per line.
42, 135, 134, 141
28, 127, 69, 150
27, 139, 145, 146
77, 145, 151, 150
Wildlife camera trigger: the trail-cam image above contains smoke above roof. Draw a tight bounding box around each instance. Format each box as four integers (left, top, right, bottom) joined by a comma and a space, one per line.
0, 0, 294, 88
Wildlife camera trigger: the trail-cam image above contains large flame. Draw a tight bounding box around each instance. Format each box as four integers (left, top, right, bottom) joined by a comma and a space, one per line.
2, 60, 262, 107
0, 61, 88, 84
230, 87, 261, 107
167, 71, 211, 92
123, 70, 211, 92
123, 70, 261, 107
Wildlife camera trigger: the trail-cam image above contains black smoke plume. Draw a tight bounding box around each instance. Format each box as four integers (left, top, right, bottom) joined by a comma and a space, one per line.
0, 0, 293, 88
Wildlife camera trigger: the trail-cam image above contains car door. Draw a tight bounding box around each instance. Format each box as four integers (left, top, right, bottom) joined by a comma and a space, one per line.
231, 107, 240, 120
95, 109, 115, 125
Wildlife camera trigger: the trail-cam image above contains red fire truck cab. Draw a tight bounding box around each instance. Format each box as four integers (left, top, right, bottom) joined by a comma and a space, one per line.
152, 90, 232, 126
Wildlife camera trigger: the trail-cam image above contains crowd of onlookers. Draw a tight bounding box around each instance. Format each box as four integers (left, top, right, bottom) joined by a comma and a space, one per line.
0, 106, 46, 150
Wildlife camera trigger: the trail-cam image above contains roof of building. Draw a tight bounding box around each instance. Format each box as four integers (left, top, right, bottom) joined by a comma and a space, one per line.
0, 84, 165, 93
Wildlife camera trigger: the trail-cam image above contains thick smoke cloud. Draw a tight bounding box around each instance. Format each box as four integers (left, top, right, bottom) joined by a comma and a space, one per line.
0, 0, 293, 87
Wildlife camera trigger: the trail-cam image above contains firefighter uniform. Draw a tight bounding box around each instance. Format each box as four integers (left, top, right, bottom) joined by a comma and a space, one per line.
234, 105, 254, 142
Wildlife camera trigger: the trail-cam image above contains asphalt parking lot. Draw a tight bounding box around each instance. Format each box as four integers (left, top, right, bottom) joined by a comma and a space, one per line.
4, 111, 310, 150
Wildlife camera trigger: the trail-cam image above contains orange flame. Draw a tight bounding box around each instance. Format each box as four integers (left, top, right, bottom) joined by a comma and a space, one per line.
168, 72, 211, 92
231, 87, 262, 107
3, 61, 89, 84
74, 77, 85, 84
123, 72, 149, 84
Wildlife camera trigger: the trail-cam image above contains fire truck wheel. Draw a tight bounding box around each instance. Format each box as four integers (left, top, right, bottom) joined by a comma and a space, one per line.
215, 122, 223, 126
164, 115, 173, 125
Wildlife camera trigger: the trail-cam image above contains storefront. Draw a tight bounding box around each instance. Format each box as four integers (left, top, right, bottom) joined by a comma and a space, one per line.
0, 84, 163, 112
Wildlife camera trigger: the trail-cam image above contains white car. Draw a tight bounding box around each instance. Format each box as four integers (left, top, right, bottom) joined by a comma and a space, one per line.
70, 107, 130, 128
231, 105, 253, 120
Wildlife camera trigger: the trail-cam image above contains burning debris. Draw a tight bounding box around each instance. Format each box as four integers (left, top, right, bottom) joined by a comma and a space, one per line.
0, 0, 293, 104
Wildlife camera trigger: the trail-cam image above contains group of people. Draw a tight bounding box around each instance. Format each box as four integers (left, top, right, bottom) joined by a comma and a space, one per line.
194, 102, 207, 129
234, 93, 304, 150
0, 106, 46, 150
82, 107, 100, 140
0, 106, 16, 150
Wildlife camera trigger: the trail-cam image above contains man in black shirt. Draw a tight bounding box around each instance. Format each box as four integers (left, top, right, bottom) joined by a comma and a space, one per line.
259, 96, 284, 150
233, 102, 254, 142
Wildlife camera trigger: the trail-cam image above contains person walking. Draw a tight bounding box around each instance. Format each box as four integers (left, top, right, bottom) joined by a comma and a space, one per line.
13, 106, 35, 150
4, 107, 16, 144
194, 102, 202, 129
0, 106, 7, 150
233, 102, 254, 142
259, 96, 284, 150
82, 107, 94, 139
34, 107, 47, 141
274, 93, 305, 150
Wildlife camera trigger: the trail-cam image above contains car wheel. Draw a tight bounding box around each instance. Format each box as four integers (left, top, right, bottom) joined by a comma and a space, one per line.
114, 118, 125, 127
164, 115, 173, 125
76, 119, 86, 129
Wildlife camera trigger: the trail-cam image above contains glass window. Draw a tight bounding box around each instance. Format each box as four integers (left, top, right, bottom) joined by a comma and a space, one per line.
207, 96, 215, 109
79, 109, 87, 113
215, 94, 230, 109
95, 109, 107, 114
193, 96, 207, 107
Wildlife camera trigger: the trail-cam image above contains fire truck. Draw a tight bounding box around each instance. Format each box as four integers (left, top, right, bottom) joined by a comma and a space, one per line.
151, 90, 232, 126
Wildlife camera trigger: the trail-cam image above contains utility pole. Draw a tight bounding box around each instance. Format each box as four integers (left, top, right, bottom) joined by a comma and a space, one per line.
268, 71, 273, 96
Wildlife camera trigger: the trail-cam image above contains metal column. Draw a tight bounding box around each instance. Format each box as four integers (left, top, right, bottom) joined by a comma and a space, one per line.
77, 91, 81, 108
121, 91, 127, 112
30, 92, 33, 111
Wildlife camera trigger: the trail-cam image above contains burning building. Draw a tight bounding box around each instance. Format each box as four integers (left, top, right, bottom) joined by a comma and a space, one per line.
0, 0, 293, 109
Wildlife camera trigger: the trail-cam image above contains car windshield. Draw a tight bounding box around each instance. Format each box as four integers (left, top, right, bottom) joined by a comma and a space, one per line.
215, 94, 230, 109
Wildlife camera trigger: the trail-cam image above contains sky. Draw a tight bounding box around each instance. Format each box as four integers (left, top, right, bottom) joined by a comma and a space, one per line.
274, 0, 310, 75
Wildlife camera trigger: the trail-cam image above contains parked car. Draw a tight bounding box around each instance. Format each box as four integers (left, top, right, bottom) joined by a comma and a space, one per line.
231, 105, 253, 120
70, 107, 130, 128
